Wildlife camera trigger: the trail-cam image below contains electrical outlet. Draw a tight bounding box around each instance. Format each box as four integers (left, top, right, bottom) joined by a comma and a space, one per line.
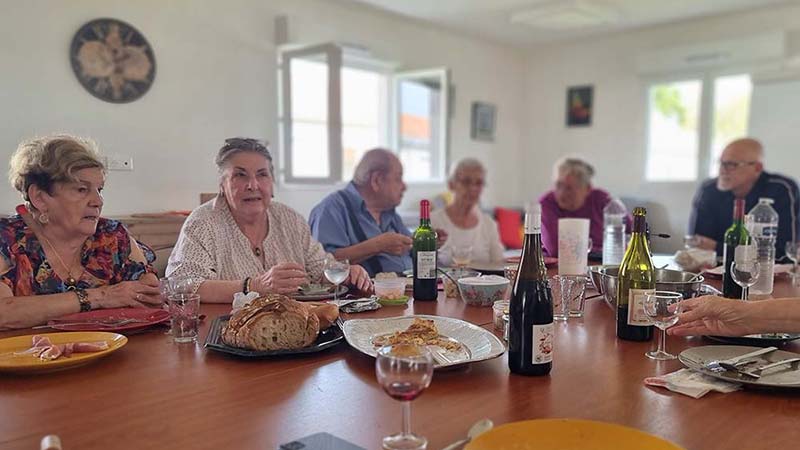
106, 155, 134, 171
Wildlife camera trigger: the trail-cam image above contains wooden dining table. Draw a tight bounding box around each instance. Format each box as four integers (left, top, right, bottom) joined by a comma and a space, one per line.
2, 268, 800, 450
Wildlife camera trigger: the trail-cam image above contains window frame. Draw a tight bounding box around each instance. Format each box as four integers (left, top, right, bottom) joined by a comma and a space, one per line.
643, 66, 756, 183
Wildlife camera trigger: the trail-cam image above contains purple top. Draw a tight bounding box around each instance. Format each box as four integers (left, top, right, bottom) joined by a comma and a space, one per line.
539, 188, 629, 257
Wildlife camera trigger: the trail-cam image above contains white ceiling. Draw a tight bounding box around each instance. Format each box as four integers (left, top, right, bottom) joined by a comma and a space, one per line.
343, 0, 794, 47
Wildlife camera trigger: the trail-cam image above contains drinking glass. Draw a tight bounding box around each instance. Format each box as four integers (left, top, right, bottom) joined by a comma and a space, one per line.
451, 245, 473, 267
324, 258, 350, 302
160, 276, 204, 335
785, 241, 800, 286
731, 260, 761, 301
168, 293, 200, 343
376, 344, 434, 450
643, 291, 683, 360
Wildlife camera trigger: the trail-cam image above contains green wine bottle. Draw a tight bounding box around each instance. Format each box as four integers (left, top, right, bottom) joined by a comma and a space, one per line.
413, 199, 438, 301
616, 207, 655, 341
722, 198, 751, 299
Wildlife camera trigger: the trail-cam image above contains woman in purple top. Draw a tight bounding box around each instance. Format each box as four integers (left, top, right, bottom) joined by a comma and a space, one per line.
539, 157, 626, 257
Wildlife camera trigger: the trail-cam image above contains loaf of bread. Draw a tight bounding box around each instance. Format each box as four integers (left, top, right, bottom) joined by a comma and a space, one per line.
222, 294, 320, 351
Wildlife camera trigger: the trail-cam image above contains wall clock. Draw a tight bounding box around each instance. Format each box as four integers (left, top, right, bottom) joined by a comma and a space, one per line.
70, 18, 156, 103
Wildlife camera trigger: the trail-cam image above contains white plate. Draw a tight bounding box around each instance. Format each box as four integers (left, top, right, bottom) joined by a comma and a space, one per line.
342, 314, 506, 369
679, 345, 800, 388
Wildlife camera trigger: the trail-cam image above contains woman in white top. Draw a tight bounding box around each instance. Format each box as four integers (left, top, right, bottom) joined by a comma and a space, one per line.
431, 158, 505, 266
166, 138, 372, 302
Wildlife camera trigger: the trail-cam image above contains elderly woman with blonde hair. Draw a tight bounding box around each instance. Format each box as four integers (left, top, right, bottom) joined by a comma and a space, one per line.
166, 138, 372, 302
0, 135, 161, 330
539, 156, 629, 257
431, 158, 504, 265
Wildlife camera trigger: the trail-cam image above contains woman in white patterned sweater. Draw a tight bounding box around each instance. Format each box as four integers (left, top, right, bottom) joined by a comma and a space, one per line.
166, 138, 372, 303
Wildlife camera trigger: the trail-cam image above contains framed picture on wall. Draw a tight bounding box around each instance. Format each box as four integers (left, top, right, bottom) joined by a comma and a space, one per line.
471, 101, 496, 141
566, 85, 593, 127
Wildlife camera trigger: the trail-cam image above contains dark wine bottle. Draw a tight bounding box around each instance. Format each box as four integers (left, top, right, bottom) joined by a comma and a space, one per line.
616, 207, 655, 341
508, 208, 553, 376
412, 199, 438, 301
722, 198, 751, 299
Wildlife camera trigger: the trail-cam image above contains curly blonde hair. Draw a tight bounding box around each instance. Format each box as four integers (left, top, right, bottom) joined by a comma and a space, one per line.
8, 135, 105, 201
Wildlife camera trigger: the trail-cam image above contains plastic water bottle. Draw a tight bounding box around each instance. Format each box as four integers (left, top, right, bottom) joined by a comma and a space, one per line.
749, 198, 779, 295
602, 198, 627, 265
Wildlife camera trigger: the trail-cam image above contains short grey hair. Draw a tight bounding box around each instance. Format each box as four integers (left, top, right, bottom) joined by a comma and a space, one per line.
553, 157, 594, 186
352, 148, 397, 187
448, 158, 486, 184
215, 137, 274, 176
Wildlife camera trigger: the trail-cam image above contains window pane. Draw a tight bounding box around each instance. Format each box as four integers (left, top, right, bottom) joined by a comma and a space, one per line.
645, 80, 702, 181
290, 58, 328, 122
398, 79, 442, 182
291, 121, 329, 178
342, 67, 384, 180
708, 74, 752, 176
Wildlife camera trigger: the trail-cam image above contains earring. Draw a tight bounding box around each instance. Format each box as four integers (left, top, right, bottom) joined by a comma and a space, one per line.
37, 212, 49, 225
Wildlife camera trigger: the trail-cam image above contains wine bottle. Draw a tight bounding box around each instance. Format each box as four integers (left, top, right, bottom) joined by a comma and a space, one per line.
508, 208, 553, 376
616, 207, 655, 341
722, 198, 751, 299
413, 199, 438, 301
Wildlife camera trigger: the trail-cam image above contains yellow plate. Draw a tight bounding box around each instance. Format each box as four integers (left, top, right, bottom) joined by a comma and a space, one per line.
466, 419, 684, 450
0, 332, 127, 374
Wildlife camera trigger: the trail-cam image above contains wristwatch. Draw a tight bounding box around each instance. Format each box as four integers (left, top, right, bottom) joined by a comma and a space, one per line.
243, 277, 252, 295
76, 288, 91, 312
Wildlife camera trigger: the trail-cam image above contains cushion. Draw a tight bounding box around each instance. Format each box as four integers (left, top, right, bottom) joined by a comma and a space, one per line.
494, 207, 523, 249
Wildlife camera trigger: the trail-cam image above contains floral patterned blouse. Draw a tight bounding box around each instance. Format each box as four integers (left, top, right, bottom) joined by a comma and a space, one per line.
0, 215, 156, 296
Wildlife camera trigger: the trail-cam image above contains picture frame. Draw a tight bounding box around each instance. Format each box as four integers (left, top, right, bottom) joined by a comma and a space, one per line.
471, 101, 496, 141
566, 85, 593, 127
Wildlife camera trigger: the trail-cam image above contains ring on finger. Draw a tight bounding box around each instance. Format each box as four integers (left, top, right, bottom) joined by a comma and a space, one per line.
136, 293, 142, 301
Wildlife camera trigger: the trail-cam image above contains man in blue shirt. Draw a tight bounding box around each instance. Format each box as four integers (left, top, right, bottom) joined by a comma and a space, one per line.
688, 138, 799, 260
308, 149, 417, 276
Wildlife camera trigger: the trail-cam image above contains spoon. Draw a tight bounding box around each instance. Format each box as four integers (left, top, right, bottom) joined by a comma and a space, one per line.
441, 418, 494, 450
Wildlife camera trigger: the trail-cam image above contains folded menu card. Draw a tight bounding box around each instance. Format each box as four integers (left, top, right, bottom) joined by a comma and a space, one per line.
278, 433, 366, 450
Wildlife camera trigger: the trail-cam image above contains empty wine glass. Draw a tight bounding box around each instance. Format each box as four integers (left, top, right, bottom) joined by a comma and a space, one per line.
731, 260, 761, 301
376, 344, 434, 450
323, 258, 350, 302
785, 241, 800, 286
643, 291, 683, 360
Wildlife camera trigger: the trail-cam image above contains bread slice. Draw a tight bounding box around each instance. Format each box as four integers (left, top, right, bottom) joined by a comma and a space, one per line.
222, 294, 320, 351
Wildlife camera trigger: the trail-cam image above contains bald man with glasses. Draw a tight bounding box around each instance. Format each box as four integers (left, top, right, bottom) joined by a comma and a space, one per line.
688, 138, 800, 260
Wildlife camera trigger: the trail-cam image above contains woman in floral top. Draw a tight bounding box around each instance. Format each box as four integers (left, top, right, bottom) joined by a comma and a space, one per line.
0, 135, 161, 330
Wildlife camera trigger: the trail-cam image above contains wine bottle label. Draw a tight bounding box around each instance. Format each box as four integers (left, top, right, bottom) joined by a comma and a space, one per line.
627, 289, 655, 326
416, 251, 437, 279
531, 323, 554, 363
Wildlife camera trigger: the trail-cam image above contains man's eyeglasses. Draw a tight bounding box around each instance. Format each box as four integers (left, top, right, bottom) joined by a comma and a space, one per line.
719, 160, 757, 171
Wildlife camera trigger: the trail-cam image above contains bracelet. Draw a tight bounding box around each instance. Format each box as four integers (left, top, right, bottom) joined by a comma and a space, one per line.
76, 289, 91, 312
243, 277, 252, 294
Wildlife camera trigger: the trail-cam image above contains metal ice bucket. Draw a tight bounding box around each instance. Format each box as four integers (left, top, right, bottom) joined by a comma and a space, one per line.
588, 265, 718, 310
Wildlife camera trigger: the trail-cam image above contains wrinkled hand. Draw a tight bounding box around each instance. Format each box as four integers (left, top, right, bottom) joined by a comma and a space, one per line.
91, 280, 162, 309
435, 228, 448, 249
252, 263, 308, 295
346, 265, 373, 294
373, 232, 413, 256
668, 296, 753, 337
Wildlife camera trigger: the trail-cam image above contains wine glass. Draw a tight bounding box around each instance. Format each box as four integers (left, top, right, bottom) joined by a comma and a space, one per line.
731, 260, 761, 301
376, 344, 434, 450
642, 291, 683, 360
450, 245, 473, 267
785, 241, 800, 286
323, 258, 350, 302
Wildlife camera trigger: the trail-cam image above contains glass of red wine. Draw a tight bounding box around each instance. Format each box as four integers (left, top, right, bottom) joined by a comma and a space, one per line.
375, 344, 434, 450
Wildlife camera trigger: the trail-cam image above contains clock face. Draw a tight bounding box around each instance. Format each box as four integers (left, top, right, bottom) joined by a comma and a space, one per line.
70, 18, 156, 103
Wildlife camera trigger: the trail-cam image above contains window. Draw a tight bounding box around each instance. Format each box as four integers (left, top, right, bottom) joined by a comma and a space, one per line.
645, 74, 752, 182
280, 44, 447, 185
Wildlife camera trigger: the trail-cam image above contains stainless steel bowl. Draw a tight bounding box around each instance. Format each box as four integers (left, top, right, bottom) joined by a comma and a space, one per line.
588, 265, 718, 310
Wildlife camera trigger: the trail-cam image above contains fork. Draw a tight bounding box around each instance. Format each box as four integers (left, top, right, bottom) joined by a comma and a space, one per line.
738, 358, 800, 379
703, 346, 778, 373
32, 318, 144, 330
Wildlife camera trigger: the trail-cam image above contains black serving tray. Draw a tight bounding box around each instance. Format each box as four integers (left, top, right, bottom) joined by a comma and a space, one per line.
204, 315, 344, 357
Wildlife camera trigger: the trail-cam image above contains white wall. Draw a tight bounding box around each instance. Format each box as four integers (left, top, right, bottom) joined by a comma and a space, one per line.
523, 4, 800, 253
0, 0, 528, 218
